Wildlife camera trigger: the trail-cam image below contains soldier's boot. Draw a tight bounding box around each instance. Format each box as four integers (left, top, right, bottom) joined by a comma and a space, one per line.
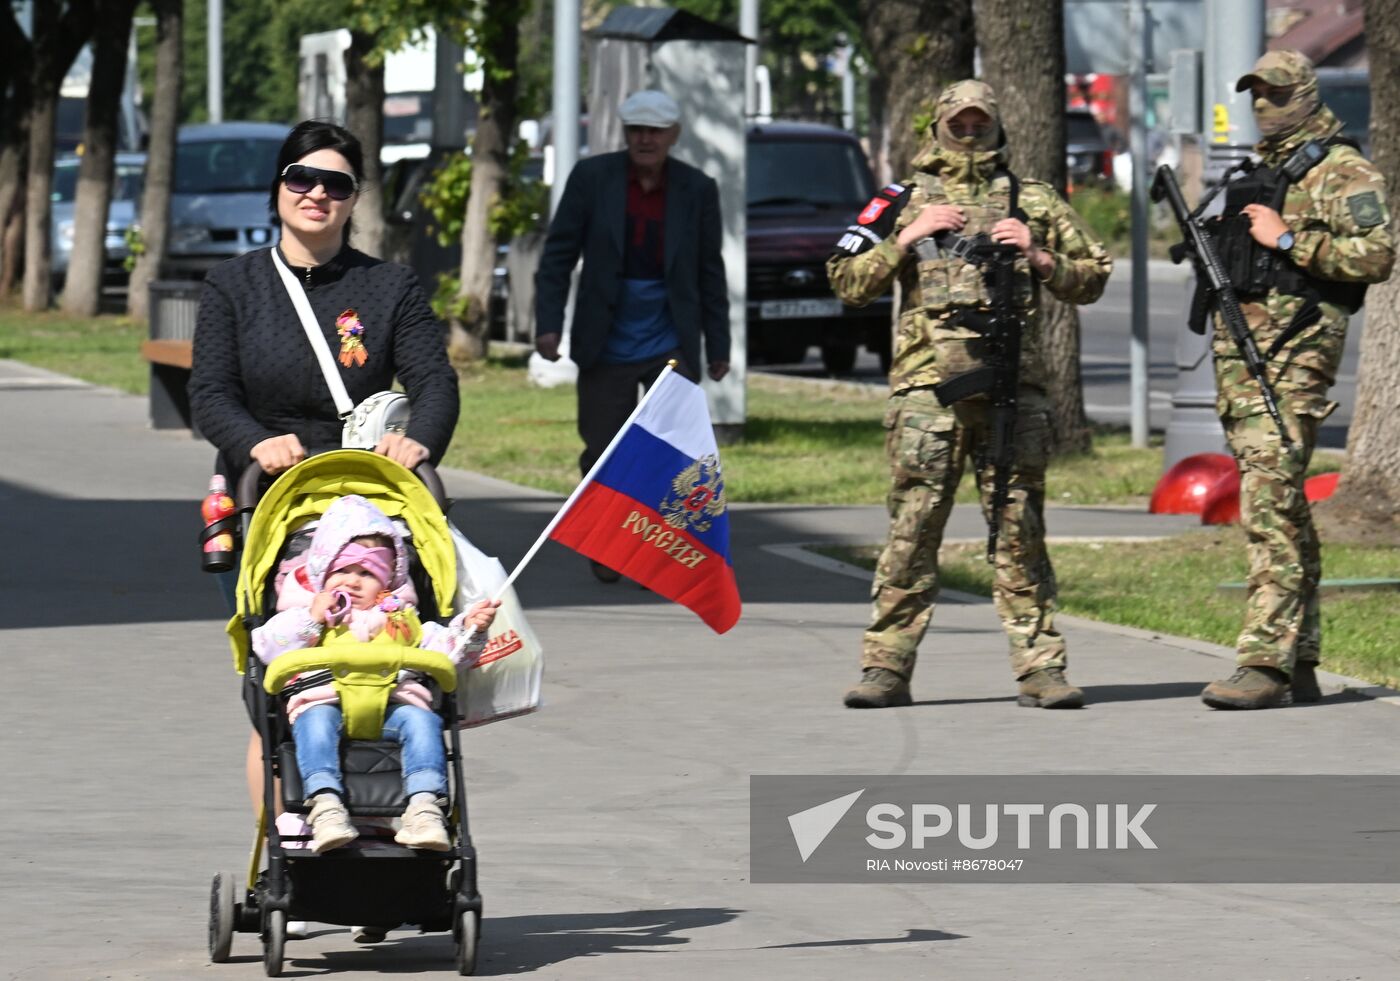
1290, 662, 1322, 704
1016, 667, 1084, 709
843, 668, 912, 709
1200, 666, 1291, 710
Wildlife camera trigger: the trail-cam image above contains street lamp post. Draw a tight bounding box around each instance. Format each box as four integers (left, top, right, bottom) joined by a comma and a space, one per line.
208, 0, 223, 123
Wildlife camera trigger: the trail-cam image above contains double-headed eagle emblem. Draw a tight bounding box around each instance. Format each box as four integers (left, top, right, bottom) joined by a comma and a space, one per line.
658, 454, 727, 534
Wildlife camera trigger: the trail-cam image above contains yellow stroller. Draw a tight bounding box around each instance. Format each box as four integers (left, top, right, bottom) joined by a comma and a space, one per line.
207, 450, 481, 976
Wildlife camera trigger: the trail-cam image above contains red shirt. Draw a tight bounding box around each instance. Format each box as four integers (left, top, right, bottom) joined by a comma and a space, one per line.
624, 164, 666, 280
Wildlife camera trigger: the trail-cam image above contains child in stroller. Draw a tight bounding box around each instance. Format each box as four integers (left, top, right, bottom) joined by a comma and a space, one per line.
214, 450, 505, 974
252, 493, 498, 854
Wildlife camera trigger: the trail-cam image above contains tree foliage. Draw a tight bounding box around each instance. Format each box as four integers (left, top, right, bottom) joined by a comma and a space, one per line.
136, 0, 343, 125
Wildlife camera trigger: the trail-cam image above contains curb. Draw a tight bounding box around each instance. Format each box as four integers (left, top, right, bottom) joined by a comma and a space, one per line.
764, 541, 1400, 709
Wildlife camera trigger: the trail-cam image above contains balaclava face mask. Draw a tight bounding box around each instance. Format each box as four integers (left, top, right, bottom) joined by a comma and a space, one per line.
1236, 49, 1320, 140
933, 79, 1003, 154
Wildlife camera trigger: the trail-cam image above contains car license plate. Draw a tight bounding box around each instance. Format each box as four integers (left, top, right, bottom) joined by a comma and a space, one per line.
759, 298, 842, 319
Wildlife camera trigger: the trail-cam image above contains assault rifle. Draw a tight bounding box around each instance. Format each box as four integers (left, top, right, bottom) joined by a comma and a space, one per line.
931, 238, 1024, 564
1150, 165, 1293, 447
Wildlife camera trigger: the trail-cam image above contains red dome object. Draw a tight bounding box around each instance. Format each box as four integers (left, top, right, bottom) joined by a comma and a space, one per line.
1197, 470, 1342, 526
1200, 469, 1242, 525
1149, 453, 1237, 515
1305, 471, 1341, 502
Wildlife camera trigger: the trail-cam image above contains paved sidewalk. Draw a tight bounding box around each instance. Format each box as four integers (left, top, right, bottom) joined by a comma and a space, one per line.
3, 358, 1398, 980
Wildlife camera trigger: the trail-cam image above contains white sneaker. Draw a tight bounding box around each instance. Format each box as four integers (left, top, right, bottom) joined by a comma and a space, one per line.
307, 795, 359, 854
394, 800, 451, 851
287, 920, 309, 940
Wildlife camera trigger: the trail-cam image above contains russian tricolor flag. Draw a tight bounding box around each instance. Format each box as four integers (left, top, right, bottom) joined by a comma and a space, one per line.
548, 367, 741, 633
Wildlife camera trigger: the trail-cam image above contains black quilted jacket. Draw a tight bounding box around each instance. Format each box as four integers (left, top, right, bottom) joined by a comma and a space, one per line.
189, 246, 459, 479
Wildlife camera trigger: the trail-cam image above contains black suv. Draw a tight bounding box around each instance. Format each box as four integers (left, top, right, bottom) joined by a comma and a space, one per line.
747, 122, 892, 373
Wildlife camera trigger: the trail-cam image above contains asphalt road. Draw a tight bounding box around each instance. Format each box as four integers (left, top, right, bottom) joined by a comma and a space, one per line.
756, 261, 1366, 449
5, 359, 1400, 979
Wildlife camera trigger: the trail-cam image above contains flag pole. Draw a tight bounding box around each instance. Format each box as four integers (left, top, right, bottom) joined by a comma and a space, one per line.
452, 363, 681, 659
499, 362, 678, 596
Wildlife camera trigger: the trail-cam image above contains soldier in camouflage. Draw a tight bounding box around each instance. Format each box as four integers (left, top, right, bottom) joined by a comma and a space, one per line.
1200, 50, 1394, 710
828, 80, 1112, 710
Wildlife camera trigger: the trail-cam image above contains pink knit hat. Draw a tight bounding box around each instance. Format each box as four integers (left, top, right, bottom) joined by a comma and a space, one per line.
329, 542, 394, 585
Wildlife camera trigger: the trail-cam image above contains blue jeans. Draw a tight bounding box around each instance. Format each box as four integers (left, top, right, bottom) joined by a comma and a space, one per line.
292, 702, 447, 802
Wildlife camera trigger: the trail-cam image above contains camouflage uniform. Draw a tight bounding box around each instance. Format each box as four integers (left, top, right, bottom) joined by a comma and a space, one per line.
1212, 52, 1393, 680
827, 81, 1112, 687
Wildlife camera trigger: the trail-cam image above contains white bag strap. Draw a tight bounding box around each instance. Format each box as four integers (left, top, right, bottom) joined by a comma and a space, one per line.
271, 248, 354, 420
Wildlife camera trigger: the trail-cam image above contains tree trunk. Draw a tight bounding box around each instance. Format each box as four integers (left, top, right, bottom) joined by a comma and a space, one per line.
1316, 0, 1400, 536
21, 1, 93, 312
127, 0, 183, 322
0, 211, 22, 299
61, 0, 138, 317
21, 94, 59, 311
976, 0, 1090, 455
0, 8, 34, 294
345, 30, 385, 258
0, 138, 27, 299
866, 72, 890, 184
856, 0, 974, 180
451, 8, 519, 366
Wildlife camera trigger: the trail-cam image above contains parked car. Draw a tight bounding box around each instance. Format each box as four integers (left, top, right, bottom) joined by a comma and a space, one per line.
166, 122, 288, 277
1065, 108, 1115, 186
50, 152, 146, 292
746, 121, 891, 373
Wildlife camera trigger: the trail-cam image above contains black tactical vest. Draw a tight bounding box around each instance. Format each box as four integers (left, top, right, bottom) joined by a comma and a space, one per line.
1205, 136, 1366, 311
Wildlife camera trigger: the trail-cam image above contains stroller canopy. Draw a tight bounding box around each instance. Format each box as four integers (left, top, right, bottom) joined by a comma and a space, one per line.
227, 450, 458, 672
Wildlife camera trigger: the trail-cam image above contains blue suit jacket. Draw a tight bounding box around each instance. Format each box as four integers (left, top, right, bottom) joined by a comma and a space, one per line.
534, 151, 730, 372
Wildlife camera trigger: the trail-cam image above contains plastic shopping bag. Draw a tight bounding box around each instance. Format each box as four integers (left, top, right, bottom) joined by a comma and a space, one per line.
450, 523, 544, 728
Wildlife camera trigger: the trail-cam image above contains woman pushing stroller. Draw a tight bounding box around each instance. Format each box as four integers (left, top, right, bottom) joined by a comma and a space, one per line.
252, 493, 498, 854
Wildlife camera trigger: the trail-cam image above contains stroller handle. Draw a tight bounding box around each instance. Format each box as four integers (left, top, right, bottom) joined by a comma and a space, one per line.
236, 453, 449, 513
263, 647, 458, 694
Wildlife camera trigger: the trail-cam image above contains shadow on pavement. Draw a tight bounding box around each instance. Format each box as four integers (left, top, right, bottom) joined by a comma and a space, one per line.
1084, 682, 1375, 707
282, 907, 743, 976
762, 926, 966, 948
910, 695, 1020, 707
1081, 681, 1207, 703
3, 475, 873, 629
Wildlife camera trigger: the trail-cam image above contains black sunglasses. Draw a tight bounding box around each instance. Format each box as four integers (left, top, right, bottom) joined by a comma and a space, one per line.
280, 163, 358, 201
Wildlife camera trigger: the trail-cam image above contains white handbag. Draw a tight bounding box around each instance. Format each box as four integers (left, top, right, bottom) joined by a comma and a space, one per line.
271, 249, 409, 448
341, 390, 411, 450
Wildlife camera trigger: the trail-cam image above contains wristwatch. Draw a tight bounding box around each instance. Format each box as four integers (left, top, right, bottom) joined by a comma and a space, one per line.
1276, 229, 1296, 252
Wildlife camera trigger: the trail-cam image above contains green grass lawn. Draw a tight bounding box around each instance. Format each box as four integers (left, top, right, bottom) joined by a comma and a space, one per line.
443, 361, 898, 502
443, 358, 1170, 505
821, 529, 1400, 689
0, 305, 1322, 508
0, 300, 1165, 507
0, 308, 148, 394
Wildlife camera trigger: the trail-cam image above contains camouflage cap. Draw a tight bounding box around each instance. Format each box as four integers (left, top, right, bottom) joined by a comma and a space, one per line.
935, 79, 1001, 124
1235, 49, 1316, 92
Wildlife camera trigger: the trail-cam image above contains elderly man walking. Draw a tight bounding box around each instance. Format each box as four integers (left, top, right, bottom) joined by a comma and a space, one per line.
534, 90, 731, 583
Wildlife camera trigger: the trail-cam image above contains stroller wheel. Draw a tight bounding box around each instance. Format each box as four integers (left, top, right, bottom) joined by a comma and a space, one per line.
262, 908, 286, 977
454, 910, 479, 975
208, 872, 237, 962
